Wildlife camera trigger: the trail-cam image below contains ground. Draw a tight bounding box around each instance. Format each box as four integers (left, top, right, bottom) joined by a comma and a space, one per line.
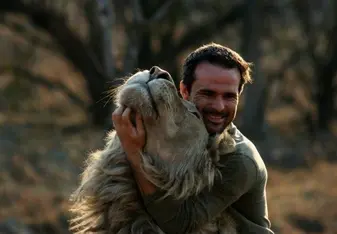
0, 122, 336, 234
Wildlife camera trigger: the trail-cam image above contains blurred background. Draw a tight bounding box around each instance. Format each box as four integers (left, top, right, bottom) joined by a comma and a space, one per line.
0, 0, 336, 233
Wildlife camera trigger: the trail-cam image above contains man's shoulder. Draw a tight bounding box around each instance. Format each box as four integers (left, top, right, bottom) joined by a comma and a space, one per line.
227, 123, 259, 157
228, 123, 268, 178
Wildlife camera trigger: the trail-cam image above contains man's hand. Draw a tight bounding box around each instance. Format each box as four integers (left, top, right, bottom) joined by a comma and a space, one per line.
112, 106, 156, 195
112, 106, 145, 168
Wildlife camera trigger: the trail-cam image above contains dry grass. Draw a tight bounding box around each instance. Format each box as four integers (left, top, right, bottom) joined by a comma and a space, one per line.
0, 127, 105, 232
267, 162, 337, 233
0, 124, 336, 233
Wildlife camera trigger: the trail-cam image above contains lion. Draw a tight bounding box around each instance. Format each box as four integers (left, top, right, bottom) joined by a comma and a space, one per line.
69, 66, 237, 234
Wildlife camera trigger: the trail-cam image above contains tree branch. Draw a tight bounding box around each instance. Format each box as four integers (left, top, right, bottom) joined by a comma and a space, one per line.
1, 66, 87, 110
155, 3, 246, 63
84, 0, 115, 79
292, 0, 321, 67
149, 0, 177, 22
131, 0, 144, 23
0, 15, 60, 53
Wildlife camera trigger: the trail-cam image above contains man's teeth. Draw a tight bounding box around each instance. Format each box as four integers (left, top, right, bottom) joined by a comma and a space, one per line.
207, 114, 224, 123
210, 115, 222, 119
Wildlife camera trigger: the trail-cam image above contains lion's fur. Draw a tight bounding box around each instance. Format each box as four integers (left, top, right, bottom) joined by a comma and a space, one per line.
69, 67, 238, 234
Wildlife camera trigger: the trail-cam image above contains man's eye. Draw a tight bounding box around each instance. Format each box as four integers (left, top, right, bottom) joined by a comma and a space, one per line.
224, 94, 238, 100
204, 91, 213, 96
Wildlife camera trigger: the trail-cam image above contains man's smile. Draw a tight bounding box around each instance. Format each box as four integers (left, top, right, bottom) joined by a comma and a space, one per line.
205, 114, 225, 124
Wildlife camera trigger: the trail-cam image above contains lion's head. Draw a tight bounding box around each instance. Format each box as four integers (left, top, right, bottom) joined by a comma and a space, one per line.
115, 66, 209, 163
69, 66, 237, 234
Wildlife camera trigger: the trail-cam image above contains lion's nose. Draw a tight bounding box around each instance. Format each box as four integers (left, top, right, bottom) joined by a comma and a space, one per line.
149, 66, 172, 81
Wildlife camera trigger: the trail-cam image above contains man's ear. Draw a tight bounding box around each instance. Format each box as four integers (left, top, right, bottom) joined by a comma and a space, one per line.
179, 81, 189, 100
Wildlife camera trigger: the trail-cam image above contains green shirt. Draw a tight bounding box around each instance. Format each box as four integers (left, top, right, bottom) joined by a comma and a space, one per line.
142, 124, 274, 234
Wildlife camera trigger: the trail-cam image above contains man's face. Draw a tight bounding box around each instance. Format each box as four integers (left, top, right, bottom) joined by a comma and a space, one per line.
180, 62, 240, 134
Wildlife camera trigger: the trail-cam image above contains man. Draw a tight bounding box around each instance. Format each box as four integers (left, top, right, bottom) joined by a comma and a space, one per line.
112, 43, 274, 234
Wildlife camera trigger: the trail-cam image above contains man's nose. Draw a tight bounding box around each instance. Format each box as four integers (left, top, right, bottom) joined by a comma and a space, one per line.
149, 66, 173, 82
212, 97, 226, 112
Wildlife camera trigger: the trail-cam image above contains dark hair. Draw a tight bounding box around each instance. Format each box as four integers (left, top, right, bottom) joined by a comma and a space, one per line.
182, 42, 253, 94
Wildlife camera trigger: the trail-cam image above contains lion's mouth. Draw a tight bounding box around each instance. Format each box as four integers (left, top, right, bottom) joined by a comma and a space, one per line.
129, 83, 158, 127
142, 83, 159, 118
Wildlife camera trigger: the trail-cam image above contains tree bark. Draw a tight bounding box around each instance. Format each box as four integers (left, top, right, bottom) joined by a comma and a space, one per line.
239, 0, 267, 140
315, 2, 337, 132
293, 0, 337, 133
85, 0, 116, 128
315, 57, 337, 131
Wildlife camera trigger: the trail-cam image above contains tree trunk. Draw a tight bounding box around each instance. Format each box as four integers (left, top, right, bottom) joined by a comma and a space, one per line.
239, 0, 267, 140
315, 2, 337, 132
316, 65, 336, 132
85, 0, 115, 129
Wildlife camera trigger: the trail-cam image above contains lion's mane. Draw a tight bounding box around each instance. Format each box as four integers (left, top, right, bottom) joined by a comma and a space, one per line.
69, 68, 237, 234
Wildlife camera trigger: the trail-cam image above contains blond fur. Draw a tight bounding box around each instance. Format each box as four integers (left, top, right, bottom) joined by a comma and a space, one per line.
69, 67, 238, 234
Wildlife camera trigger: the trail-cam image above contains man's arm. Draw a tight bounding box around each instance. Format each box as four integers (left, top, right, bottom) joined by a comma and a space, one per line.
141, 153, 258, 234
128, 152, 157, 195
112, 107, 257, 233
111, 106, 158, 196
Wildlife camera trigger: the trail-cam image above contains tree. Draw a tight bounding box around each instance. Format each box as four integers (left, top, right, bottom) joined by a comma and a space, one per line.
239, 0, 267, 140
115, 0, 247, 85
293, 0, 337, 133
1, 0, 279, 129
0, 0, 114, 128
